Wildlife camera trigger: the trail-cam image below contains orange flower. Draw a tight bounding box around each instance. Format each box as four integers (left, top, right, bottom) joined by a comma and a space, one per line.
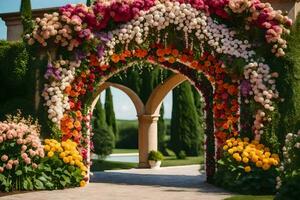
180, 55, 189, 63
72, 130, 79, 137
100, 65, 109, 71
156, 49, 164, 57
89, 54, 99, 66
75, 111, 82, 118
165, 47, 172, 55
204, 61, 211, 67
67, 122, 74, 129
228, 85, 237, 95
191, 61, 199, 68
111, 54, 120, 63
65, 85, 72, 95
171, 49, 179, 57
74, 120, 81, 129
124, 50, 132, 57
168, 57, 176, 63
70, 91, 79, 98
158, 57, 166, 63
81, 72, 87, 78
222, 123, 230, 130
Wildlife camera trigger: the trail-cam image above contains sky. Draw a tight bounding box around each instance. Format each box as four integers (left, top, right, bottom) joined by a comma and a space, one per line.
0, 0, 173, 120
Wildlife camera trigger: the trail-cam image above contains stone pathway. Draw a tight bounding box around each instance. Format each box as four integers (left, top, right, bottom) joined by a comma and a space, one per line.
0, 165, 231, 200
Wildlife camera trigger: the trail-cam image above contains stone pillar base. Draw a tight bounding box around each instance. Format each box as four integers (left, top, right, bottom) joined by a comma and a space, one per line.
137, 114, 160, 168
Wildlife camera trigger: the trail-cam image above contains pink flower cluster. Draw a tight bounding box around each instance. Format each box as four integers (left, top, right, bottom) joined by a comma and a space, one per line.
0, 117, 44, 174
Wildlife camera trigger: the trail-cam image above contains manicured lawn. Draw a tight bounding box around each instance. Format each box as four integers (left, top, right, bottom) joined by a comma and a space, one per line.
91, 155, 203, 171
161, 156, 203, 167
112, 148, 138, 154
224, 195, 274, 200
91, 160, 137, 171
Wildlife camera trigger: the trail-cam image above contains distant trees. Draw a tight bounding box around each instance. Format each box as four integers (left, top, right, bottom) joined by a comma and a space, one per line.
20, 0, 32, 33
105, 87, 118, 138
86, 0, 93, 6
92, 99, 114, 158
170, 81, 201, 157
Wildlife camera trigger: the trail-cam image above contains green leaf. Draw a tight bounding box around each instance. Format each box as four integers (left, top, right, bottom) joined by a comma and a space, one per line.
15, 170, 23, 176
34, 179, 45, 190
60, 180, 66, 187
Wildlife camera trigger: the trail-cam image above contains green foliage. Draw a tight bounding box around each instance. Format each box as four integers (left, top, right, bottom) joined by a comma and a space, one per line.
275, 175, 300, 200
148, 150, 164, 161
93, 99, 107, 129
276, 133, 300, 200
214, 155, 278, 195
170, 81, 201, 157
0, 41, 37, 120
192, 87, 205, 151
105, 87, 118, 138
38, 156, 83, 189
20, 0, 33, 33
116, 126, 138, 149
86, 0, 94, 6
92, 128, 115, 159
158, 104, 167, 154
177, 150, 187, 160
92, 99, 115, 158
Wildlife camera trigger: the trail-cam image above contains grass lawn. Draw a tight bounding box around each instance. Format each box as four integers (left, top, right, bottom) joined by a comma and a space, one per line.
161, 156, 203, 167
224, 195, 274, 200
91, 160, 137, 171
112, 148, 138, 154
91, 155, 203, 171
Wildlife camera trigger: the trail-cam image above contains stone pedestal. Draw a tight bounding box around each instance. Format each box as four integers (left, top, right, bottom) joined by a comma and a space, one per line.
137, 114, 160, 168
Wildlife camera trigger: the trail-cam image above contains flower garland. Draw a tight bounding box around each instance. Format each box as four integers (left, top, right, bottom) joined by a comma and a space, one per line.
25, 0, 292, 182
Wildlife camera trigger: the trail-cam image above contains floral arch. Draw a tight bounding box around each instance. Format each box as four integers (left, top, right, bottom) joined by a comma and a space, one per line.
26, 0, 292, 184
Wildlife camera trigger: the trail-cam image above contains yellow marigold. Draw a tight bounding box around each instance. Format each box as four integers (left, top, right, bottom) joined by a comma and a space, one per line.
235, 156, 242, 162
265, 152, 271, 158
44, 139, 50, 144
228, 148, 234, 154
223, 145, 228, 150
47, 151, 54, 158
262, 164, 270, 170
63, 157, 69, 164
44, 145, 50, 151
80, 180, 86, 187
242, 157, 249, 163
244, 166, 251, 172
59, 152, 66, 158
256, 161, 263, 167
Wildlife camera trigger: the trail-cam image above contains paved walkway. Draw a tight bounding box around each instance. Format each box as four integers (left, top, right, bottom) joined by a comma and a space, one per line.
0, 165, 231, 200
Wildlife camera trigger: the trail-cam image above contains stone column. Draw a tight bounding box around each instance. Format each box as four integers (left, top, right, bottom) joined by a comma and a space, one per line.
137, 114, 160, 168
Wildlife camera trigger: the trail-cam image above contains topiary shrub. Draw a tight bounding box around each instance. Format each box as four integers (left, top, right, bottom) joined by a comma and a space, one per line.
92, 127, 115, 159
148, 150, 164, 161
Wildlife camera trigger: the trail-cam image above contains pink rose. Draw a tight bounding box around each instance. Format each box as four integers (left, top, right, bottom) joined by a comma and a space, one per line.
5, 163, 12, 170
1, 155, 8, 162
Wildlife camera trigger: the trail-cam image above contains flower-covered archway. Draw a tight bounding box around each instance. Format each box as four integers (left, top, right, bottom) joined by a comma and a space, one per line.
26, 0, 292, 184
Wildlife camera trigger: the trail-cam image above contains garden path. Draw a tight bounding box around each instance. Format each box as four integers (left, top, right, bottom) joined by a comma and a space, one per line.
0, 165, 231, 200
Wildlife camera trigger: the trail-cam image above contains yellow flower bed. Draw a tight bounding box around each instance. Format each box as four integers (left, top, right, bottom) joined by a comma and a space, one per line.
223, 137, 280, 172
44, 139, 88, 178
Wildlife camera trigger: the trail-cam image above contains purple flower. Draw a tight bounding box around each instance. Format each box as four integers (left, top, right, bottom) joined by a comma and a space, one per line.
75, 50, 86, 60
240, 80, 252, 97
97, 45, 105, 58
